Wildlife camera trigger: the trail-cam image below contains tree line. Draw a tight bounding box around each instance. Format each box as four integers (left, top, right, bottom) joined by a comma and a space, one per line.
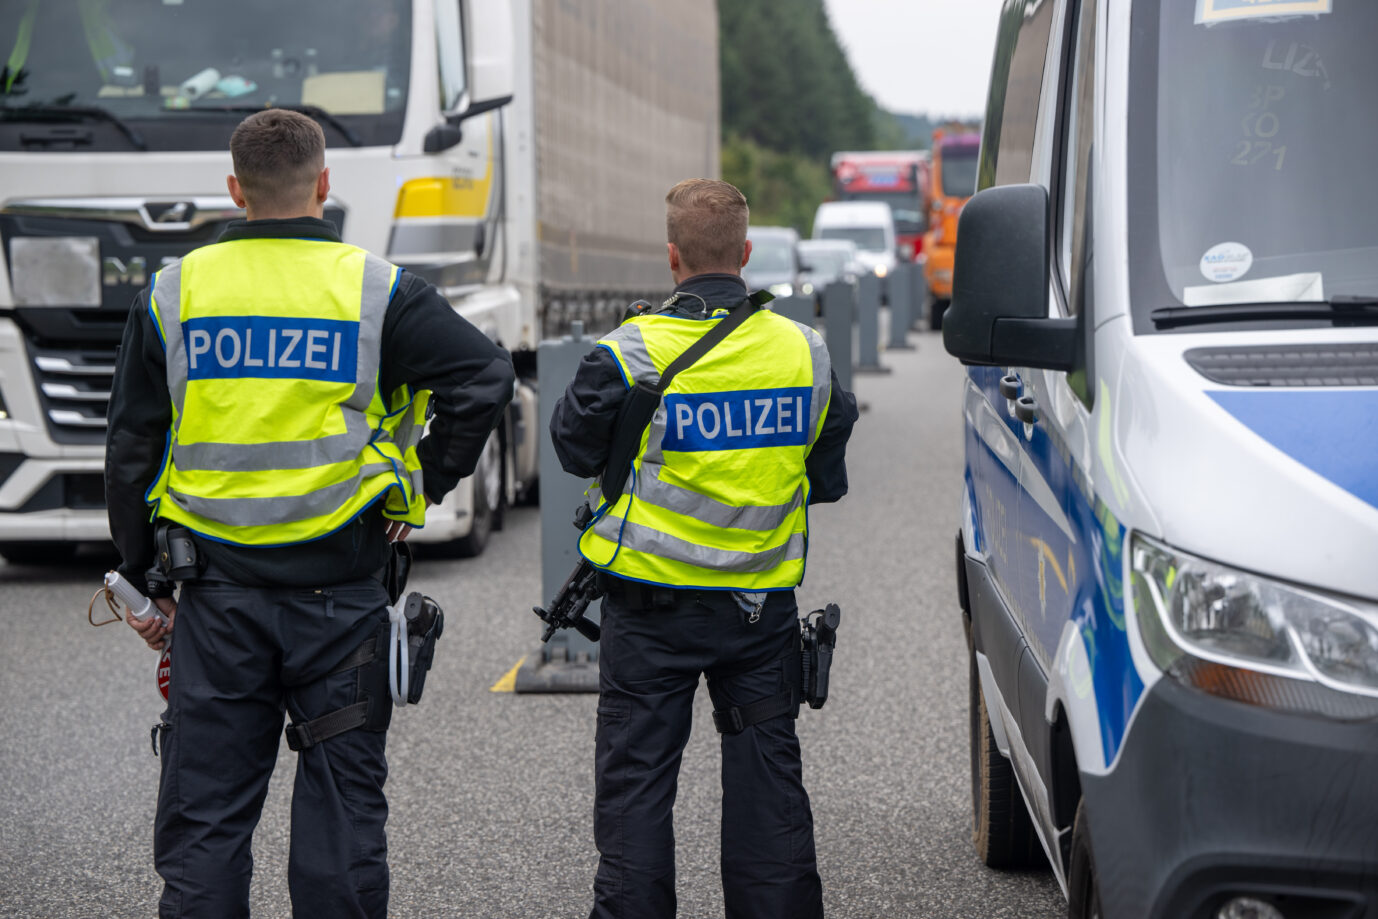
718, 0, 927, 233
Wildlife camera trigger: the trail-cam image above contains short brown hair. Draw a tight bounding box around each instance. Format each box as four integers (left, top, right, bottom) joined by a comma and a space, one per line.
230, 109, 326, 210
665, 179, 749, 274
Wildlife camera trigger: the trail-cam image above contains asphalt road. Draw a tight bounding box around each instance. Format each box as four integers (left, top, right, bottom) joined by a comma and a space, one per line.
0, 330, 1064, 918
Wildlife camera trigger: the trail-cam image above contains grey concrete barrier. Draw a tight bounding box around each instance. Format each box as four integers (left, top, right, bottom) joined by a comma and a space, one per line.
516, 321, 600, 693
888, 264, 915, 351
855, 273, 889, 374
822, 280, 855, 393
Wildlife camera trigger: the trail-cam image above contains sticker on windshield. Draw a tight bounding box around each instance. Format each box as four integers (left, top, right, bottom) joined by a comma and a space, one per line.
1196, 0, 1331, 25
1199, 242, 1254, 283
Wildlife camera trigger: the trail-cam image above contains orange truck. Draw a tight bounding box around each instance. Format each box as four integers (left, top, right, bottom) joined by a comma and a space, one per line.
920, 128, 980, 328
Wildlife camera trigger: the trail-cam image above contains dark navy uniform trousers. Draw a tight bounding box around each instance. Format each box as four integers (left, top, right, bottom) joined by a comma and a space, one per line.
154, 567, 392, 918
591, 585, 824, 919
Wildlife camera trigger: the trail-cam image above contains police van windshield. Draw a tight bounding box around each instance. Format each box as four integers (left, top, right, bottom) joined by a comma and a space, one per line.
1129, 0, 1378, 329
0, 0, 411, 151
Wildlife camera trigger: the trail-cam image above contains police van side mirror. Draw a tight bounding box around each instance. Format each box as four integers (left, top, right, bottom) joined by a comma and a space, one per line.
942, 183, 1076, 372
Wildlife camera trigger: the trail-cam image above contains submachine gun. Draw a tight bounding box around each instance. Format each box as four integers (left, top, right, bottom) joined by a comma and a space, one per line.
532, 556, 603, 644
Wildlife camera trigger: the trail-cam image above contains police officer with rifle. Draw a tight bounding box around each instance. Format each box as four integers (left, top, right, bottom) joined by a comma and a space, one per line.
105, 109, 513, 918
548, 179, 858, 919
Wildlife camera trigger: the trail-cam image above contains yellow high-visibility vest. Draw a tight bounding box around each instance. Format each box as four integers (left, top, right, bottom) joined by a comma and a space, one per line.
144, 237, 428, 546
579, 307, 832, 590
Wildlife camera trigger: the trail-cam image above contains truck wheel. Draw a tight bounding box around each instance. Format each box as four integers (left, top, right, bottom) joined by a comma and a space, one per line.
968, 620, 1044, 868
450, 433, 502, 558
0, 541, 77, 566
1067, 802, 1102, 919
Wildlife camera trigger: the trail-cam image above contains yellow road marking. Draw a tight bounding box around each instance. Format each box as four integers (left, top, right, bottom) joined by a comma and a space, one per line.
490, 656, 526, 693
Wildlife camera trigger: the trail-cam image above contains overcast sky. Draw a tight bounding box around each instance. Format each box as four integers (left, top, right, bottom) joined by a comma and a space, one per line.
820, 0, 1002, 118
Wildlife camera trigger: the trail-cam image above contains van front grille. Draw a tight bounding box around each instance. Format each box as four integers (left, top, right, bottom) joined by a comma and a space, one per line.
1185, 345, 1378, 387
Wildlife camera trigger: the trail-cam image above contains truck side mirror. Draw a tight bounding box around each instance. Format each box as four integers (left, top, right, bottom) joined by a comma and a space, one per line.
424, 123, 464, 153
462, 0, 514, 118
942, 183, 1076, 371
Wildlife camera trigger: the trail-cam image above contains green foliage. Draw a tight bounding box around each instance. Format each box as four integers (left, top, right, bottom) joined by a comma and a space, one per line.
721, 133, 832, 235
719, 0, 881, 160
717, 0, 950, 234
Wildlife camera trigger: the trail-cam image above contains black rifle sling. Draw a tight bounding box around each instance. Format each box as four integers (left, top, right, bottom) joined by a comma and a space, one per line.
600, 294, 764, 506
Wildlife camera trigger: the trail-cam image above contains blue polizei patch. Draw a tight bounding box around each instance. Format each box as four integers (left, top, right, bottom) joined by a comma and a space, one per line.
1209, 390, 1378, 511
661, 387, 812, 452
182, 316, 359, 383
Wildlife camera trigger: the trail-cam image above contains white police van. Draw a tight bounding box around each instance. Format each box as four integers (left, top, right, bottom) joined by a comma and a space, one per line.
944, 2, 1378, 918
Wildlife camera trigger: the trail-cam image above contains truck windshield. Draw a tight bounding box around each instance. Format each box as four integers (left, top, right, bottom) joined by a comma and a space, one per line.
0, 0, 410, 151
1129, 0, 1378, 329
939, 148, 978, 198
819, 227, 886, 253
839, 190, 925, 234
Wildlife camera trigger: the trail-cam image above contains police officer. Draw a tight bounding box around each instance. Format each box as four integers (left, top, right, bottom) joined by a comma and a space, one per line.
105, 109, 514, 918
550, 178, 858, 919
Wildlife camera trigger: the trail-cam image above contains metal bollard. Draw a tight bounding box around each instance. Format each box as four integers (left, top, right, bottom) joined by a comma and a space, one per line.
515, 321, 601, 693
822, 280, 855, 393
771, 293, 817, 327
887, 264, 915, 351
855, 272, 890, 374
911, 266, 930, 331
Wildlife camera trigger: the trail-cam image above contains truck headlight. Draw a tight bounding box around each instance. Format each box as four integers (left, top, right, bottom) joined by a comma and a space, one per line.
873, 264, 888, 279
1131, 534, 1378, 715
767, 283, 794, 298
9, 237, 101, 307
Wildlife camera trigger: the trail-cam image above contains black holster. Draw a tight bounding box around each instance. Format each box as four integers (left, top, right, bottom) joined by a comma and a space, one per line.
801, 604, 842, 710
149, 524, 203, 590
398, 591, 444, 705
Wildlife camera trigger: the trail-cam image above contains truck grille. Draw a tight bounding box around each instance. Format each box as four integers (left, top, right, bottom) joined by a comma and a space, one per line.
28, 340, 117, 442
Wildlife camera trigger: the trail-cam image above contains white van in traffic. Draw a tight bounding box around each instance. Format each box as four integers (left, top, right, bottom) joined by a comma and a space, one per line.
945, 2, 1378, 918
811, 200, 896, 282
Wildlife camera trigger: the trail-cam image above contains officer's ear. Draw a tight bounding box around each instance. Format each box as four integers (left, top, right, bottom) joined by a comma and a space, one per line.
315, 168, 331, 205
740, 239, 752, 269
667, 242, 681, 275
226, 174, 248, 210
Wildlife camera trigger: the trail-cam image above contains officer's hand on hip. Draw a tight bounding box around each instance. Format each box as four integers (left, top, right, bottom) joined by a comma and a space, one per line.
128, 596, 177, 651
386, 497, 433, 543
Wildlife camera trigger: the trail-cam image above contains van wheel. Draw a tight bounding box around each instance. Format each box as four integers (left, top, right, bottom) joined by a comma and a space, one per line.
1067, 802, 1102, 919
968, 619, 1044, 868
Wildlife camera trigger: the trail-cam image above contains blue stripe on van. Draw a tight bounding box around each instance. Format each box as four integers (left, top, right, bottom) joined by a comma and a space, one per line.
1209, 390, 1378, 511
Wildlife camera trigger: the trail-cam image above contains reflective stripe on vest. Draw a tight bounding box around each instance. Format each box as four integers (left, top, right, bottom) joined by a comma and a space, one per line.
579, 308, 831, 590
145, 238, 425, 544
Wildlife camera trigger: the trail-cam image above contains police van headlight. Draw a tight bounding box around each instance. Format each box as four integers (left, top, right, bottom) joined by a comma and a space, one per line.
1131, 534, 1378, 715
767, 283, 794, 298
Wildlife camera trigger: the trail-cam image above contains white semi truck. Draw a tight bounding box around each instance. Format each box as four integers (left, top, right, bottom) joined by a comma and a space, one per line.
0, 0, 720, 563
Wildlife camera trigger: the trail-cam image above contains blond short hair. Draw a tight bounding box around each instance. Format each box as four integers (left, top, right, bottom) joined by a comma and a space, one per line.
230, 109, 326, 210
665, 179, 749, 274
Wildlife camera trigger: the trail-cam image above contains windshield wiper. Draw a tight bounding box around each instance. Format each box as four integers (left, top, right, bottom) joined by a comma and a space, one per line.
0, 103, 147, 150
171, 103, 362, 147
1151, 297, 1378, 330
